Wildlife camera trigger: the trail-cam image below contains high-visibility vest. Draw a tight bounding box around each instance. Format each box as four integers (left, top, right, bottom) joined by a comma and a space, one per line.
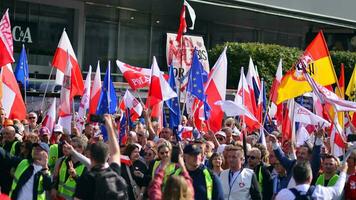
58, 158, 85, 198
315, 173, 339, 186
48, 144, 58, 172
10, 141, 19, 156
152, 160, 182, 182
257, 166, 263, 193
203, 168, 213, 200
9, 159, 45, 200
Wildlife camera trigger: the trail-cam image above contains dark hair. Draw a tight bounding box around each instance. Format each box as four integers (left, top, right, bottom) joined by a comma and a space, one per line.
301, 142, 313, 155
124, 144, 139, 158
88, 142, 109, 164
293, 161, 312, 184
208, 152, 224, 169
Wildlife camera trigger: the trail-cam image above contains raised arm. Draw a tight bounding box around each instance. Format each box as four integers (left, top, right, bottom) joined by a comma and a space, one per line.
269, 135, 295, 173
104, 114, 121, 165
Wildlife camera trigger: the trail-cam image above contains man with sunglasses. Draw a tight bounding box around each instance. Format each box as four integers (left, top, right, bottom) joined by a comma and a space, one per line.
27, 112, 38, 132
247, 147, 273, 200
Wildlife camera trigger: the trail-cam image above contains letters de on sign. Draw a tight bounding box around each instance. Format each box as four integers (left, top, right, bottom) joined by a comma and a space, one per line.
12, 26, 33, 43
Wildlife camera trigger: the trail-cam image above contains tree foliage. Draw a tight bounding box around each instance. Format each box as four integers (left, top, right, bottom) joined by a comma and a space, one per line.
209, 42, 356, 91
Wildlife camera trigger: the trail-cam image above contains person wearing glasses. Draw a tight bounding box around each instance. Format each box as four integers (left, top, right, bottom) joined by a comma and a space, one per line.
247, 147, 273, 200
220, 145, 261, 200
27, 112, 38, 132
215, 131, 227, 145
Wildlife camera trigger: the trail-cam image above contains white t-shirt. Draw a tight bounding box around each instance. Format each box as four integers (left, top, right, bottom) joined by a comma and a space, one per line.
17, 163, 43, 200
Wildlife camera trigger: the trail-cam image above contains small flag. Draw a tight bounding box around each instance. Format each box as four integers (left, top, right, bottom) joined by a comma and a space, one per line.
14, 45, 29, 87
96, 61, 117, 115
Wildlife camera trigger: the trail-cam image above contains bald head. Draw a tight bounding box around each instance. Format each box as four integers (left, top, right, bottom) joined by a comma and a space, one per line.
2, 126, 16, 142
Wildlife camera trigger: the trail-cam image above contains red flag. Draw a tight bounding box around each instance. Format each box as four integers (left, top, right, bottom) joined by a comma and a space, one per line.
176, 5, 186, 42
146, 57, 177, 108
1, 64, 26, 120
116, 60, 151, 90
89, 62, 101, 115
0, 9, 14, 67
42, 98, 56, 134
58, 52, 72, 134
119, 90, 143, 121
52, 29, 84, 98
282, 99, 295, 142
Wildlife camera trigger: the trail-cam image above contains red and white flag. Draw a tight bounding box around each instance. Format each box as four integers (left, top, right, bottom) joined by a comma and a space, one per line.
294, 103, 331, 127
215, 100, 258, 122
1, 64, 26, 119
52, 29, 84, 98
235, 67, 259, 130
89, 61, 101, 115
246, 57, 259, 115
269, 59, 283, 123
282, 98, 295, 142
203, 47, 227, 132
42, 98, 56, 133
58, 52, 72, 134
330, 115, 347, 157
76, 65, 92, 132
146, 57, 177, 107
119, 90, 143, 121
0, 9, 14, 67
176, 0, 196, 42
116, 60, 151, 90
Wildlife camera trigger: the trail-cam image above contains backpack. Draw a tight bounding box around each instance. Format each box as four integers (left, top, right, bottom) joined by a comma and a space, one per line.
289, 186, 316, 200
90, 167, 129, 200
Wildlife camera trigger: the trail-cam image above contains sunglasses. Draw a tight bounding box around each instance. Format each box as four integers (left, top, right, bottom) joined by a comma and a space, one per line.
247, 155, 256, 160
29, 117, 36, 119
159, 151, 169, 155
144, 152, 153, 157
216, 137, 225, 141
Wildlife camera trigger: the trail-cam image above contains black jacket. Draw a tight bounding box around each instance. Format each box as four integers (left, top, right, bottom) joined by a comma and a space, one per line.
254, 163, 273, 200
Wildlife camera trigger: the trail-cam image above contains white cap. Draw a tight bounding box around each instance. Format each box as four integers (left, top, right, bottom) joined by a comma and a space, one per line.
54, 124, 63, 133
215, 131, 226, 138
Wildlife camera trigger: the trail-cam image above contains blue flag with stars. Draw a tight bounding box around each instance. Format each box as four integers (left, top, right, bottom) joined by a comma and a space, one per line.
187, 49, 211, 120
165, 65, 181, 131
96, 61, 117, 115
14, 45, 29, 87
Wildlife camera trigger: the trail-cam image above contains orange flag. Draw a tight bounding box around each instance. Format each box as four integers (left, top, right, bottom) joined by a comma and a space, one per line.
277, 31, 337, 104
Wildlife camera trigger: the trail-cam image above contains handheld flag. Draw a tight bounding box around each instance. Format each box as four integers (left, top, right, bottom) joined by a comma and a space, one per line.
176, 0, 196, 42
346, 65, 356, 101
277, 31, 337, 104
42, 98, 56, 134
14, 45, 29, 88
116, 60, 151, 90
119, 90, 143, 121
0, 9, 14, 67
96, 61, 117, 114
166, 65, 181, 131
89, 61, 101, 115
76, 65, 92, 132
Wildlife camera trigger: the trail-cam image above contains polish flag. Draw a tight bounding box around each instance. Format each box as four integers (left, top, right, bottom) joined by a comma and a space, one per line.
294, 103, 331, 127
176, 0, 196, 42
89, 61, 101, 115
42, 98, 56, 134
235, 67, 259, 131
282, 99, 295, 142
116, 60, 151, 90
76, 65, 92, 132
0, 9, 14, 67
330, 115, 347, 157
1, 64, 26, 119
246, 57, 259, 115
203, 47, 227, 132
146, 57, 177, 107
269, 59, 283, 124
58, 52, 72, 134
119, 90, 143, 121
52, 29, 84, 98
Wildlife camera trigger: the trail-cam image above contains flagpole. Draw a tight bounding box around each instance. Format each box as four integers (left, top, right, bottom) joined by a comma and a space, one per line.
40, 63, 55, 112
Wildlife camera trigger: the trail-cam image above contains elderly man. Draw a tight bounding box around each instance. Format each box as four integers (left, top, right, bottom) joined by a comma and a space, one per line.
28, 112, 38, 132
1, 126, 21, 156
247, 147, 273, 200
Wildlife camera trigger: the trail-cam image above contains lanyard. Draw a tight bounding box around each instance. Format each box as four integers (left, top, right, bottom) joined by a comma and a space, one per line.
229, 169, 242, 189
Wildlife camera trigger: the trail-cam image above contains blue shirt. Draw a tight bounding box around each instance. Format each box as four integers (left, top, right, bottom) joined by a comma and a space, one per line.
188, 164, 224, 200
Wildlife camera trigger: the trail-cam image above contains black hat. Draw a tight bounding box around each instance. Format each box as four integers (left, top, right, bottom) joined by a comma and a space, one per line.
183, 144, 202, 155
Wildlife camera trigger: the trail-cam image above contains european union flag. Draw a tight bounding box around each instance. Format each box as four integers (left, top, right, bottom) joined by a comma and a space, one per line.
96, 61, 117, 115
165, 65, 180, 130
187, 49, 211, 120
14, 44, 29, 87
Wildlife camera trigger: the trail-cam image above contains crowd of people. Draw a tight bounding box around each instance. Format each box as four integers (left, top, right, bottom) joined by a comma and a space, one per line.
0, 106, 356, 200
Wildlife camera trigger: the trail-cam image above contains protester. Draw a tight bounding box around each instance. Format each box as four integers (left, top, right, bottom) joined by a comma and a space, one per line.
275, 161, 347, 200
208, 152, 224, 176
315, 154, 340, 186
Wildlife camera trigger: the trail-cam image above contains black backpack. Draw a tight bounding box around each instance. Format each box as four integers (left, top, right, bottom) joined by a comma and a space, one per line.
90, 167, 129, 200
289, 186, 316, 200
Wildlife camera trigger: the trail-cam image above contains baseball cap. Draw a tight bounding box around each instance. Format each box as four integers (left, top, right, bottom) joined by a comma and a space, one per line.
215, 131, 226, 138
54, 124, 63, 133
39, 127, 50, 136
33, 142, 50, 153
183, 144, 202, 155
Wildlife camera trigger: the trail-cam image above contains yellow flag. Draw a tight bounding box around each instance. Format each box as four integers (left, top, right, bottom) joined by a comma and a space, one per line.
346, 65, 356, 101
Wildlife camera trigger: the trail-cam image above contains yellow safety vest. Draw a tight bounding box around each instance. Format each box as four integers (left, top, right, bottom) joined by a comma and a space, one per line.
48, 144, 58, 172
257, 166, 263, 193
9, 159, 45, 200
58, 157, 85, 198
10, 141, 19, 156
203, 168, 213, 200
316, 174, 339, 186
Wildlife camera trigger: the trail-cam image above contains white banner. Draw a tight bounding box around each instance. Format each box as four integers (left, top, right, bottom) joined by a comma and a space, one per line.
166, 33, 209, 84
